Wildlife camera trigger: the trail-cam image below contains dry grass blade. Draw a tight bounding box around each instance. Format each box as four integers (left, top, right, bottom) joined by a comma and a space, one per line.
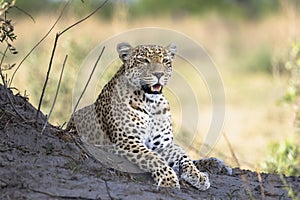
223, 132, 255, 200
223, 132, 240, 167
41, 55, 68, 134
72, 46, 105, 114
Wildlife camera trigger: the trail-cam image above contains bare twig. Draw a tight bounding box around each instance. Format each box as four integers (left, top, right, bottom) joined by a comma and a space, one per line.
35, 0, 109, 122
5, 89, 26, 121
41, 55, 68, 134
0, 46, 9, 87
59, 0, 110, 36
14, 6, 36, 23
72, 46, 105, 114
9, 1, 70, 87
36, 33, 59, 121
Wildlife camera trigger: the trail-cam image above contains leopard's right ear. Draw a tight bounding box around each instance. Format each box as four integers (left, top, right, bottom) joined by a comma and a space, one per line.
117, 42, 132, 62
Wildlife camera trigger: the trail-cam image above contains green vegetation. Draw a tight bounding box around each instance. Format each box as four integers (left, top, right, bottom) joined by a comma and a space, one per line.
262, 42, 300, 177
262, 140, 300, 176
13, 0, 285, 20
130, 0, 281, 19
283, 42, 300, 112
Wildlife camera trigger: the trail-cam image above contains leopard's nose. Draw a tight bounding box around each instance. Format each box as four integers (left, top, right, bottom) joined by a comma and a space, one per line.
153, 72, 164, 79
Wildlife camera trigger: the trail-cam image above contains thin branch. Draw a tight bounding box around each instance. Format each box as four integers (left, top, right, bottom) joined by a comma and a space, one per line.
36, 33, 59, 121
59, 0, 110, 36
9, 1, 70, 87
41, 55, 68, 134
35, 0, 109, 122
14, 6, 36, 23
72, 46, 105, 114
0, 46, 9, 87
5, 88, 26, 121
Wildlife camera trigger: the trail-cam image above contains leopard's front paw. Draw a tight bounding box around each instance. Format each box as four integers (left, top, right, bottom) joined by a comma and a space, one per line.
152, 166, 180, 189
193, 157, 232, 175
180, 164, 210, 191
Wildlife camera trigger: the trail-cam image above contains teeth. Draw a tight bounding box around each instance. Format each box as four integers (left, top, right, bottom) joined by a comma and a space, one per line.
151, 85, 162, 92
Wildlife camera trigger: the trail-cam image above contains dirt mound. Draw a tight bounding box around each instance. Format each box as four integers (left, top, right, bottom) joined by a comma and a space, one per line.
0, 84, 299, 199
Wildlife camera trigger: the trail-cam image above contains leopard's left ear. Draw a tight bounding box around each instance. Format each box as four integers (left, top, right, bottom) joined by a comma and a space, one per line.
166, 43, 177, 60
117, 42, 132, 62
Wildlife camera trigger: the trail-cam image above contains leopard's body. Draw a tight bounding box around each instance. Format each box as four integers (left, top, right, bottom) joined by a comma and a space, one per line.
67, 43, 231, 190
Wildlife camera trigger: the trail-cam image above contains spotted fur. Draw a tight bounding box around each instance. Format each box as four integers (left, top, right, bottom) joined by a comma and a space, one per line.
67, 43, 231, 190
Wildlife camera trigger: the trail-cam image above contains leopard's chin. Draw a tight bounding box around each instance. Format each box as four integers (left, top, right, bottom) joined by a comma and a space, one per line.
142, 84, 163, 94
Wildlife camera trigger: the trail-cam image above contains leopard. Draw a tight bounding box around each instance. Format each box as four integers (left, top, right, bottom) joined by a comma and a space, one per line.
67, 42, 232, 191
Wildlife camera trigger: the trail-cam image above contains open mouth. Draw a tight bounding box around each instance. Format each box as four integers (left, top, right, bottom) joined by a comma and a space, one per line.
142, 84, 163, 94
150, 84, 162, 93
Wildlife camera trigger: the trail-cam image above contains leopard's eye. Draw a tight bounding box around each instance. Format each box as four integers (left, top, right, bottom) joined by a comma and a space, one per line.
140, 58, 150, 64
135, 55, 147, 63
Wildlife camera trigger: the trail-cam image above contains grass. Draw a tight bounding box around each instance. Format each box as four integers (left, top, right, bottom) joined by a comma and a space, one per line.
261, 139, 300, 176
4, 9, 300, 171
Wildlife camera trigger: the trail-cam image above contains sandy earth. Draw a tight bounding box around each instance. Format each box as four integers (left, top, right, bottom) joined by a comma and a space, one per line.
0, 84, 300, 200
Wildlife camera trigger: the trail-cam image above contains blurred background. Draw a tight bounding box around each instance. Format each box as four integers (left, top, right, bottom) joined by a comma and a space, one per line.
1, 0, 300, 175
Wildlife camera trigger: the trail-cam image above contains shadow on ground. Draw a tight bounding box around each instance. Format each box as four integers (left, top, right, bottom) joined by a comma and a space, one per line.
0, 84, 299, 200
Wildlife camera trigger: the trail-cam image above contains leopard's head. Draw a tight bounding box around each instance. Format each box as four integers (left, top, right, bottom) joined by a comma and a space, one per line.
117, 42, 176, 94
